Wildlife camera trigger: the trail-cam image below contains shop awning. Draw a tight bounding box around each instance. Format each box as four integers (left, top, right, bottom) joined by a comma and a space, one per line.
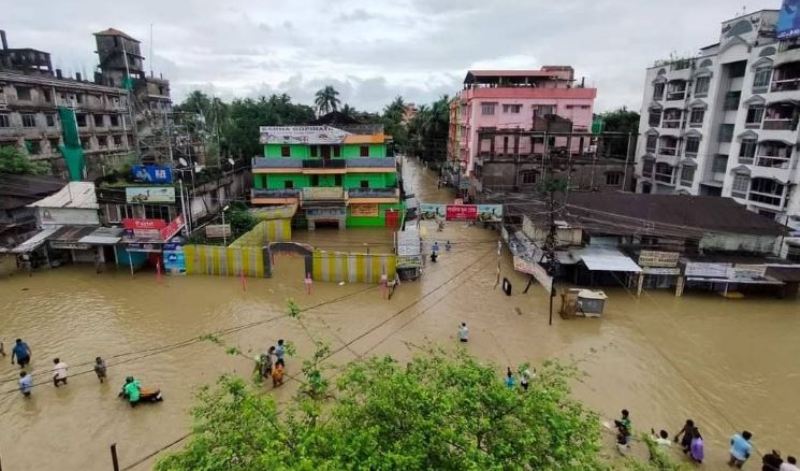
11, 227, 59, 253
79, 227, 123, 245
49, 226, 98, 250
685, 276, 783, 285
576, 248, 642, 273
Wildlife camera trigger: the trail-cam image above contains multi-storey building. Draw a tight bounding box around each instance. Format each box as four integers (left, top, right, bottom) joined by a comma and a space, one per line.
447, 67, 636, 199
251, 125, 401, 229
0, 28, 172, 178
634, 8, 800, 232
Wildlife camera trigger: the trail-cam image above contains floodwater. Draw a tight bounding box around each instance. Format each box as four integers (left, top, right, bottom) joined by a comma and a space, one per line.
0, 157, 798, 470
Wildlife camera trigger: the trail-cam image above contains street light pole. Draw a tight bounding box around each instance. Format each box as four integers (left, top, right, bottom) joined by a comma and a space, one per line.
221, 204, 230, 246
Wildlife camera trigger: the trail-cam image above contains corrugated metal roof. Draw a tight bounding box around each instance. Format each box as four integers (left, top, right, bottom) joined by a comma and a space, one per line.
28, 182, 98, 210
79, 227, 123, 245
574, 247, 642, 273
11, 227, 59, 253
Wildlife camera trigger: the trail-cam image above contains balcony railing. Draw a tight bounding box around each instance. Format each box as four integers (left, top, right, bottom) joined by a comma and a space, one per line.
302, 187, 345, 201
738, 155, 754, 165
347, 187, 399, 199
346, 158, 396, 169
762, 119, 797, 130
661, 119, 682, 129
252, 157, 302, 169
755, 155, 791, 169
251, 188, 300, 199
654, 173, 674, 184
658, 146, 677, 156
771, 78, 800, 92
749, 191, 783, 206
666, 91, 686, 101
302, 159, 346, 169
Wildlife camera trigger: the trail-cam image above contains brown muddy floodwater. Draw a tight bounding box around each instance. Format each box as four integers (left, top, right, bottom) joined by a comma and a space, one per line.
1, 157, 799, 470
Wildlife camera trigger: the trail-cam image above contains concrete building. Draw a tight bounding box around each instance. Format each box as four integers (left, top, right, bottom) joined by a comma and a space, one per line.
446, 68, 633, 200
0, 28, 172, 178
251, 125, 401, 229
634, 9, 800, 236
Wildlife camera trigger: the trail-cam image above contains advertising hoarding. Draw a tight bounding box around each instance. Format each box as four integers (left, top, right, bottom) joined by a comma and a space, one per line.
419, 203, 446, 219
638, 250, 680, 268
446, 204, 478, 221
777, 0, 800, 40
350, 204, 380, 217
125, 187, 176, 204
513, 256, 553, 293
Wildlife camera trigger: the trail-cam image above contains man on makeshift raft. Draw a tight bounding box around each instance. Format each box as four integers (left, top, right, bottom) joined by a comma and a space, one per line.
119, 376, 163, 407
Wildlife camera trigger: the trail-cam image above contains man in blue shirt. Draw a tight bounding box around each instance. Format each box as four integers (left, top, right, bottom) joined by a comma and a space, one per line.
18, 371, 32, 397
274, 339, 285, 363
11, 338, 31, 369
728, 430, 753, 468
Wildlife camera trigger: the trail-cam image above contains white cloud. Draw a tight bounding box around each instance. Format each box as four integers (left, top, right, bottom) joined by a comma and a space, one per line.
2, 0, 781, 112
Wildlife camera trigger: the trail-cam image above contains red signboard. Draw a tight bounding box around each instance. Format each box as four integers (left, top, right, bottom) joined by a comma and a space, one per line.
160, 215, 185, 241
445, 204, 478, 221
122, 218, 167, 230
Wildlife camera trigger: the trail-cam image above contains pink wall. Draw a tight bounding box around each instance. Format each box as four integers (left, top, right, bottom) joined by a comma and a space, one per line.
454, 87, 597, 173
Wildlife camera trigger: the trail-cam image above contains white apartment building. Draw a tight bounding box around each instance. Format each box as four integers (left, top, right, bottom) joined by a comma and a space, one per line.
635, 9, 800, 236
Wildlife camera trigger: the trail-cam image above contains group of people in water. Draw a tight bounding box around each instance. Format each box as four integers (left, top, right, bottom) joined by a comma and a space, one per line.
3, 337, 159, 406
613, 411, 798, 470
256, 339, 287, 387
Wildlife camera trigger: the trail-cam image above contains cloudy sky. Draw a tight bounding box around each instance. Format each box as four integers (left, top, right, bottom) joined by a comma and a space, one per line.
3, 0, 780, 112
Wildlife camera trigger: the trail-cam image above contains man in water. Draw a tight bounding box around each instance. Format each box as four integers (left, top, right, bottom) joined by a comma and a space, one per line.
52, 358, 68, 387
122, 377, 141, 407
19, 371, 32, 398
11, 339, 31, 369
94, 357, 107, 383
650, 429, 671, 447
674, 419, 695, 455
275, 340, 286, 364
782, 456, 799, 471
728, 430, 753, 469
504, 368, 515, 389
615, 410, 632, 446
458, 322, 469, 343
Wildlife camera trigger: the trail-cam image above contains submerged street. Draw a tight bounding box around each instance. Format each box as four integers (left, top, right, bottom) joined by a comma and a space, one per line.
1, 157, 799, 470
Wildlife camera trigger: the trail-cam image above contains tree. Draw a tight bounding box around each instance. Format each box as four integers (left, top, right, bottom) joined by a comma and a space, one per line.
314, 85, 341, 116
382, 95, 409, 152
0, 146, 51, 175
406, 95, 450, 166
596, 107, 640, 160
156, 351, 607, 470
340, 103, 357, 120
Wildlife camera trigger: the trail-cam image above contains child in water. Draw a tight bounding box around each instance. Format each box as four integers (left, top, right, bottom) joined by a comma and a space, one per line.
272, 359, 285, 387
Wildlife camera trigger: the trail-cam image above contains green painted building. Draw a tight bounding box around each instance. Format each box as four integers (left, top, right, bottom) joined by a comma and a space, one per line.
252, 125, 401, 229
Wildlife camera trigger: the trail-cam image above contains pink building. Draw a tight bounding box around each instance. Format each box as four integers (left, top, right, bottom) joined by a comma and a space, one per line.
449, 67, 597, 178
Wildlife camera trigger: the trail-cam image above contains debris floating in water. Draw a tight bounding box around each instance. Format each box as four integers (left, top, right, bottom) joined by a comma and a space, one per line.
339, 281, 346, 286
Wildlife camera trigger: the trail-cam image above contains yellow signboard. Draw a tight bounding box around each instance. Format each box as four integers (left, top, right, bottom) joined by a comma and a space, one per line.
351, 204, 379, 217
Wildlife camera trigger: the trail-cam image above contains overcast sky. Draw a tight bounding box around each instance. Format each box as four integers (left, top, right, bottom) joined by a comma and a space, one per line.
3, 0, 780, 112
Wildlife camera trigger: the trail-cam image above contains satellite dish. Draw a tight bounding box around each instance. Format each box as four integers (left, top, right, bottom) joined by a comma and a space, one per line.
227, 158, 235, 166
178, 157, 189, 167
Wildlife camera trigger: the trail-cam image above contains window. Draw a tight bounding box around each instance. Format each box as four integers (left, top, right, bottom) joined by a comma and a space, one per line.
104, 204, 121, 224
21, 113, 36, 127
502, 104, 522, 113
685, 137, 700, 157
109, 115, 119, 127
753, 68, 772, 90
360, 145, 369, 157
689, 108, 705, 126
48, 138, 59, 151
80, 138, 90, 150
655, 163, 673, 183
502, 136, 509, 154
42, 90, 52, 103
144, 205, 171, 221
280, 145, 290, 157
0, 114, 9, 128
24, 140, 41, 155
76, 114, 87, 127
648, 110, 661, 127
533, 105, 554, 118
731, 174, 749, 198
284, 180, 294, 189
94, 114, 105, 127
521, 171, 538, 184
113, 135, 123, 147
729, 61, 747, 78
605, 172, 622, 186
97, 136, 108, 148
646, 134, 658, 153
723, 91, 741, 110
310, 145, 318, 157
310, 175, 319, 186
680, 166, 695, 186
745, 106, 764, 128
694, 77, 710, 96
360, 180, 369, 188
16, 87, 31, 101
738, 139, 756, 164
334, 175, 343, 186
76, 93, 84, 104
749, 178, 784, 206
481, 103, 496, 115
642, 160, 654, 177
45, 114, 56, 127
712, 154, 729, 173
653, 83, 665, 100
718, 124, 734, 143
333, 145, 341, 157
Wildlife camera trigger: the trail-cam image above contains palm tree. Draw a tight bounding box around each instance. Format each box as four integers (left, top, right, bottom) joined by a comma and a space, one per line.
340, 103, 356, 120
314, 85, 341, 116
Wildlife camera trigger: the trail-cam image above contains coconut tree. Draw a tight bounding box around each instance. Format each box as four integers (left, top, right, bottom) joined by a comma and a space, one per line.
314, 85, 341, 116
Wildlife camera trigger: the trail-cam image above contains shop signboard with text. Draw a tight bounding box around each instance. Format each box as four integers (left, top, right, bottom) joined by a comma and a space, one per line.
125, 186, 176, 204
132, 165, 173, 184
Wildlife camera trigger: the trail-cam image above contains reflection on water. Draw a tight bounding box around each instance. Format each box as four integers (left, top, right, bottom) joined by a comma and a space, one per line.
0, 157, 797, 469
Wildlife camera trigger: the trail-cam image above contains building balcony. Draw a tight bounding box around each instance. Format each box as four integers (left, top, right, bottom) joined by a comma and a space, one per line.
762, 119, 797, 131
251, 188, 300, 205
665, 92, 687, 102
347, 187, 400, 203
302, 186, 345, 203
345, 158, 397, 172
654, 173, 675, 185
770, 78, 800, 93
755, 155, 791, 169
657, 146, 677, 156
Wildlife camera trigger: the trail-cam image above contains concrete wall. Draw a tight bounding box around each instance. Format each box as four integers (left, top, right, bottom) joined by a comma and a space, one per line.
311, 249, 396, 283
